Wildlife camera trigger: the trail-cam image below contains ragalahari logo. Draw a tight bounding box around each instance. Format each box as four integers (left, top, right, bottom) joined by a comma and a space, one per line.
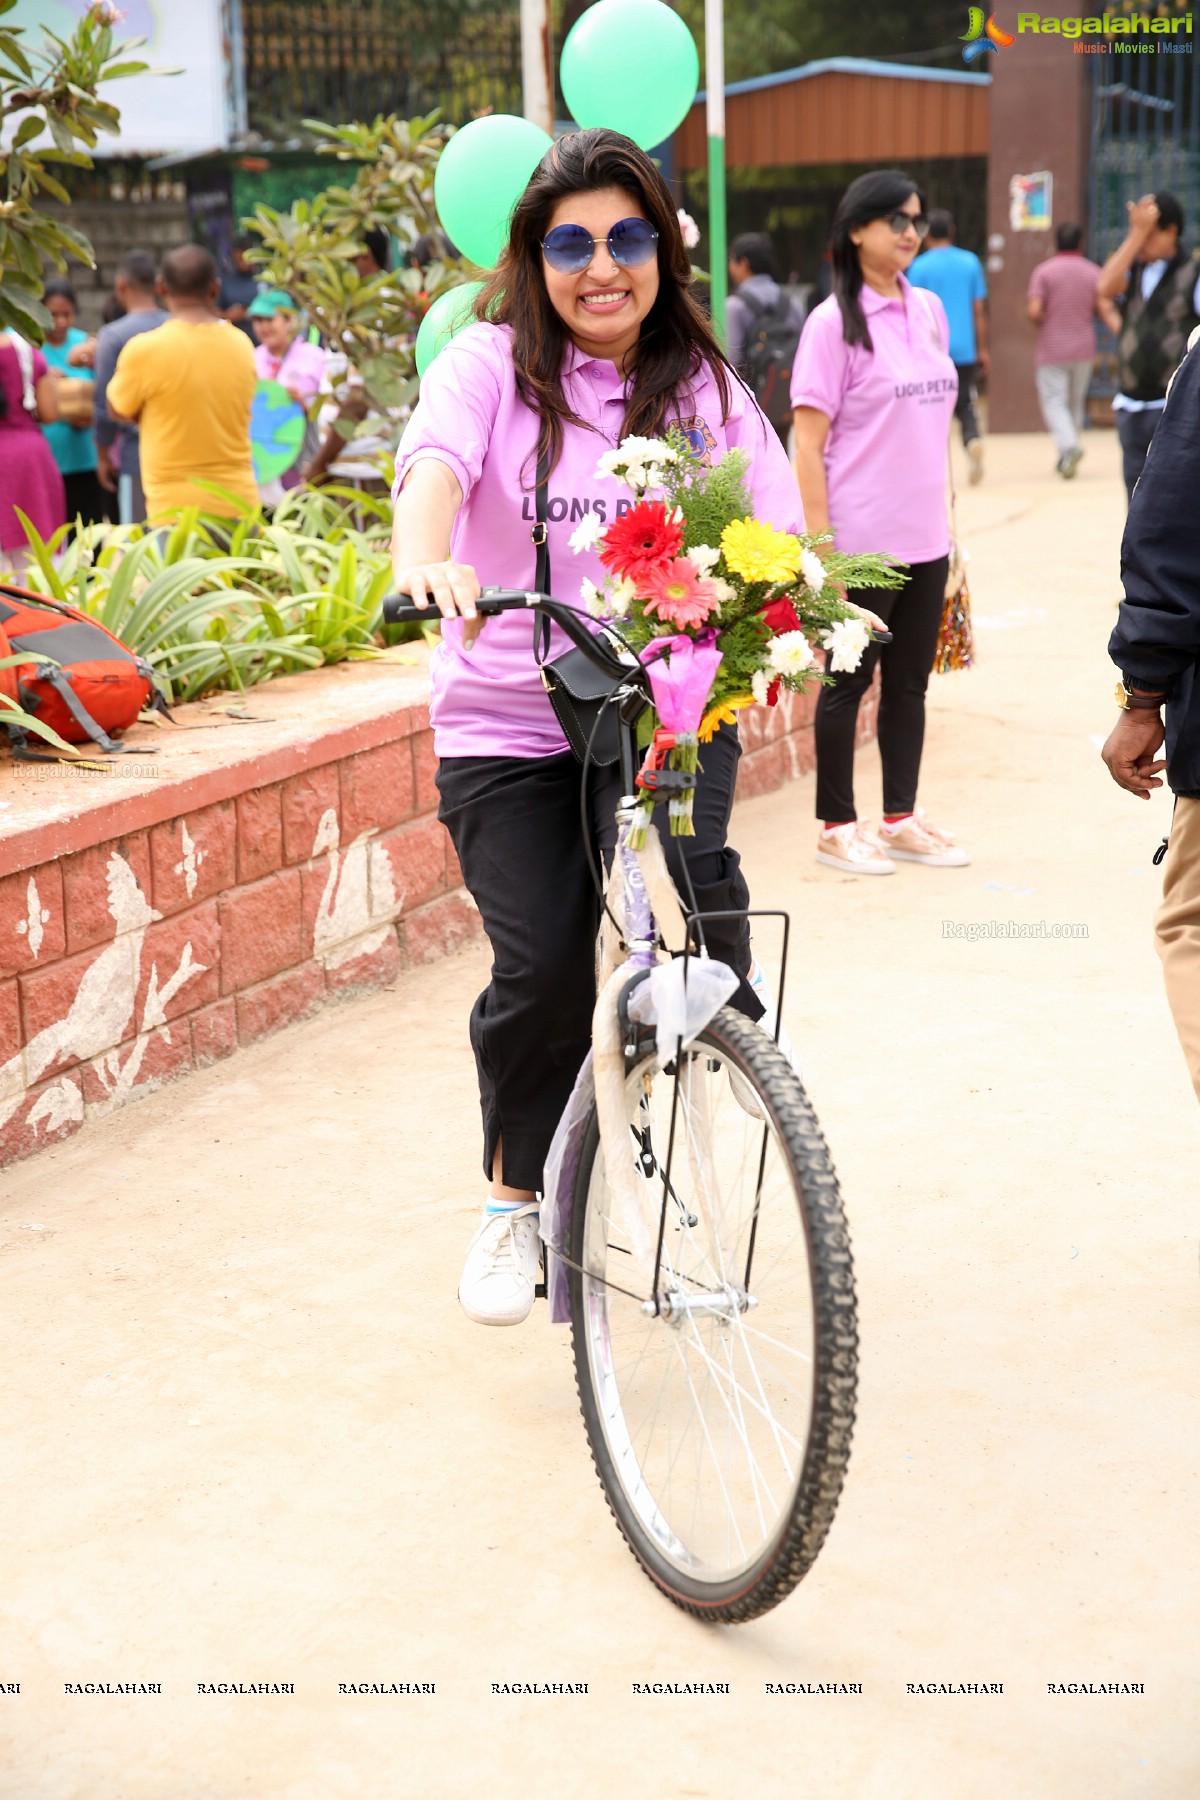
962, 7, 1016, 61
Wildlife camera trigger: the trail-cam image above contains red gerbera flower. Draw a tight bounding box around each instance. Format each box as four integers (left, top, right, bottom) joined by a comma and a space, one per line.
599, 501, 684, 585
761, 595, 803, 635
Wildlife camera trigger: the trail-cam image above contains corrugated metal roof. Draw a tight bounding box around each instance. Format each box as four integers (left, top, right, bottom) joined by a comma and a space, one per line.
697, 56, 992, 102
677, 57, 991, 171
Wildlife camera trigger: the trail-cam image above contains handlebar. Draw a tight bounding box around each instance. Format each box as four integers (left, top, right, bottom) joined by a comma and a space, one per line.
382, 587, 636, 682
381, 586, 893, 670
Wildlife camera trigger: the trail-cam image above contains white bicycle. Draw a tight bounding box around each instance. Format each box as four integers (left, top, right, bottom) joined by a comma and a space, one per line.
386, 586, 859, 1622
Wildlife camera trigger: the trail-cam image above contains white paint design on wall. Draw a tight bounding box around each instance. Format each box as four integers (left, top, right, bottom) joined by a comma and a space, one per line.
310, 808, 400, 971
26, 1078, 83, 1137
174, 822, 206, 900
14, 876, 51, 960
0, 852, 207, 1137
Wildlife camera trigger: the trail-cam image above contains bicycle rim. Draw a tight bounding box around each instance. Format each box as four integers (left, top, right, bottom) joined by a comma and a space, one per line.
568, 1005, 857, 1622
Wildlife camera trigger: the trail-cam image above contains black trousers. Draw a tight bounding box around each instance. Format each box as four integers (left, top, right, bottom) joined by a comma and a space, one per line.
953, 364, 981, 447
1116, 406, 1161, 504
814, 556, 949, 824
436, 725, 761, 1191
62, 469, 114, 534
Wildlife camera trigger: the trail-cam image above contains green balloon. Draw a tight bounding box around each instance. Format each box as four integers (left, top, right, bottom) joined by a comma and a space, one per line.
561, 0, 700, 150
434, 115, 553, 269
415, 281, 486, 380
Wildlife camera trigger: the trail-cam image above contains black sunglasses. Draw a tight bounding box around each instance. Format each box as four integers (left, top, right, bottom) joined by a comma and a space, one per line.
541, 216, 660, 275
884, 209, 930, 240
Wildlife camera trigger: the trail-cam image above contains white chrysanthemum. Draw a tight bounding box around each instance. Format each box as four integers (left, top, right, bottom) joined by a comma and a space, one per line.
608, 577, 637, 618
580, 576, 606, 617
619, 434, 677, 464
686, 543, 720, 576
594, 447, 624, 479
623, 463, 649, 493
821, 616, 871, 674
767, 630, 815, 678
708, 578, 736, 606
799, 548, 826, 594
751, 668, 770, 706
568, 511, 606, 554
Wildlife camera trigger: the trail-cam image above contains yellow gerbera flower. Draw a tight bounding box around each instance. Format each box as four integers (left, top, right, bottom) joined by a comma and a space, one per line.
720, 518, 801, 586
698, 695, 754, 742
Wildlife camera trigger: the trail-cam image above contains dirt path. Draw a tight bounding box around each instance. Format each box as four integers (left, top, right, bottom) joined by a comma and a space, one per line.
1, 432, 1196, 1800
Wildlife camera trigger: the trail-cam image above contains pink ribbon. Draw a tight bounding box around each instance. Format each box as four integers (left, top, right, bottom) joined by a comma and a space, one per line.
638, 630, 722, 733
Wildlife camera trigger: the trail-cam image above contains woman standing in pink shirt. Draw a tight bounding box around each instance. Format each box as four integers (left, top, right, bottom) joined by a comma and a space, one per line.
390, 129, 799, 1327
792, 170, 970, 875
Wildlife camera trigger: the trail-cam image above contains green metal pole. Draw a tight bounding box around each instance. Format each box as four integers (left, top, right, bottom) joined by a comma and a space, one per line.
705, 0, 727, 344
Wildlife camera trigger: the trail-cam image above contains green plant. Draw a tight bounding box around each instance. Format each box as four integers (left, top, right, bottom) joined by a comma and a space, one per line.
0, 0, 156, 341
14, 487, 432, 705
244, 112, 469, 433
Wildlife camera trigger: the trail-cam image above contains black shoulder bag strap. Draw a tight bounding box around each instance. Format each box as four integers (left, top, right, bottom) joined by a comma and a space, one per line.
532, 442, 552, 665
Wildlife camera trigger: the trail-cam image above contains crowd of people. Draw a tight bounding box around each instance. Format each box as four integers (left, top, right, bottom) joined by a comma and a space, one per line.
3, 147, 1195, 1307
0, 233, 405, 565
723, 186, 1197, 496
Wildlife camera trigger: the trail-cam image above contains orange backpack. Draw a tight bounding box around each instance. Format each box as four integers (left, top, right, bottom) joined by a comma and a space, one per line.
0, 586, 165, 755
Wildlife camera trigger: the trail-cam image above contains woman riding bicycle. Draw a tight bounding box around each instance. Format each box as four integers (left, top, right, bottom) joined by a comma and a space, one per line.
390, 128, 801, 1329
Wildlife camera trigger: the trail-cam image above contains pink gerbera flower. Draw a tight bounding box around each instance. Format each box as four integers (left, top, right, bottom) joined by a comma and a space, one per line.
641, 558, 721, 630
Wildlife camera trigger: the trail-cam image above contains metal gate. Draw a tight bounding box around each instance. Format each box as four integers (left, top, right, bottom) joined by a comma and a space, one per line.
1088, 47, 1200, 263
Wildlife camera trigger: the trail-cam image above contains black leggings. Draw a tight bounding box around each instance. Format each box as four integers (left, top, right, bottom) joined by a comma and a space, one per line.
814, 556, 949, 823
436, 724, 761, 1192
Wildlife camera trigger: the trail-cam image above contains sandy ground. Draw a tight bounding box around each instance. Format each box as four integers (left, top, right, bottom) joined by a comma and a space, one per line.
1, 430, 1196, 1800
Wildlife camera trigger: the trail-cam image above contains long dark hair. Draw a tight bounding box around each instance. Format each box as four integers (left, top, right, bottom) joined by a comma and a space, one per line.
831, 169, 926, 353
475, 127, 734, 476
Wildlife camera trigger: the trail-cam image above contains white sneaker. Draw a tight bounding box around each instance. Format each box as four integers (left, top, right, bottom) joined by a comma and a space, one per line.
458, 1204, 541, 1326
815, 821, 896, 875
881, 809, 971, 868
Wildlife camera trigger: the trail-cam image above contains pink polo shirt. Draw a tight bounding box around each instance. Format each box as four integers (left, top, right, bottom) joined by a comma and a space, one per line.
395, 321, 803, 758
791, 276, 954, 565
253, 335, 327, 404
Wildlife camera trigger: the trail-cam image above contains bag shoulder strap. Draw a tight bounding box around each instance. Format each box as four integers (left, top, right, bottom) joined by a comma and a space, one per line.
738, 286, 791, 327
913, 287, 960, 537
532, 441, 552, 663
7, 331, 35, 412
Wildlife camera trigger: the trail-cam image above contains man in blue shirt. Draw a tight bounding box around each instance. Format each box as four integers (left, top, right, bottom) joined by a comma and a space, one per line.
908, 210, 989, 484
92, 249, 165, 525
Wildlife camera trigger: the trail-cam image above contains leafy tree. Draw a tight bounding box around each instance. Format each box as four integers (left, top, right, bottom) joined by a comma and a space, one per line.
0, 0, 152, 342
557, 0, 967, 92
244, 112, 467, 430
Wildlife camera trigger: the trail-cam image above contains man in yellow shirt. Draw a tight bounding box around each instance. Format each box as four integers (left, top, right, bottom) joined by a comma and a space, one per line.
107, 245, 257, 521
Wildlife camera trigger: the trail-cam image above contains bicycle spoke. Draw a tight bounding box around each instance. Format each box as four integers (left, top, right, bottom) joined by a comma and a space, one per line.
571, 1011, 856, 1607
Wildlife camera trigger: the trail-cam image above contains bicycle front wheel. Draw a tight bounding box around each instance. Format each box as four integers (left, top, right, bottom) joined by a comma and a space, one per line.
567, 1004, 857, 1623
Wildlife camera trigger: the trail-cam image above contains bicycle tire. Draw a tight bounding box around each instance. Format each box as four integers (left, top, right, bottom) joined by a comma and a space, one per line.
567, 1003, 857, 1623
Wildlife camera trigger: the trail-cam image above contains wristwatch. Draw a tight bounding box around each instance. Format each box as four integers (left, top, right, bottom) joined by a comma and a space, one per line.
1115, 675, 1167, 711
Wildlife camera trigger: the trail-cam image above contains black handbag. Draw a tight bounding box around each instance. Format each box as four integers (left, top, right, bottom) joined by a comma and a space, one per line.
531, 445, 631, 766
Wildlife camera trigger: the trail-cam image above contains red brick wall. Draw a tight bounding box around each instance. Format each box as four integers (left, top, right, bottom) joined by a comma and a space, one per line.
0, 675, 875, 1170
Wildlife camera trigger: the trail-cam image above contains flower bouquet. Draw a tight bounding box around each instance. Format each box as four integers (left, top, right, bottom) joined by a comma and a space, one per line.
569, 431, 904, 843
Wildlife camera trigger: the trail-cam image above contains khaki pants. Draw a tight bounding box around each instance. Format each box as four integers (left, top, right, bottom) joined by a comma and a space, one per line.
1155, 794, 1200, 1102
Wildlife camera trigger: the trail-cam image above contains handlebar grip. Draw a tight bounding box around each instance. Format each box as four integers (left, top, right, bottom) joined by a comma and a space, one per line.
381, 594, 427, 624
381, 588, 533, 626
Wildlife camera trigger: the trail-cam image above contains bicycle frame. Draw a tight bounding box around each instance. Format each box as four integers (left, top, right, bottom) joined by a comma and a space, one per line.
379, 587, 793, 1315
582, 697, 791, 1318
